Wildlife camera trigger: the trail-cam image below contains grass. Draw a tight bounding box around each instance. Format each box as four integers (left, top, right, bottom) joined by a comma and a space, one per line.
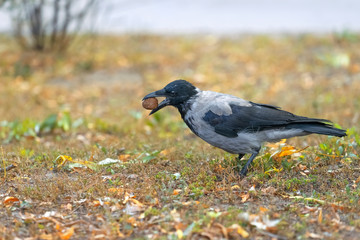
0, 33, 360, 239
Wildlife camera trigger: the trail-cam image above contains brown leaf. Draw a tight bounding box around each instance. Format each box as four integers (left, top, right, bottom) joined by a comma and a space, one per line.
261, 186, 277, 195
3, 196, 20, 205
174, 222, 187, 231
305, 232, 323, 239
298, 164, 307, 171
38, 233, 54, 240
213, 164, 225, 173
212, 223, 228, 239
59, 227, 74, 240
240, 192, 250, 203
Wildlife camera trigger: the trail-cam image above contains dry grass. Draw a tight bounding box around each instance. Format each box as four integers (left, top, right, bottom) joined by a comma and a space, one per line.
0, 33, 360, 239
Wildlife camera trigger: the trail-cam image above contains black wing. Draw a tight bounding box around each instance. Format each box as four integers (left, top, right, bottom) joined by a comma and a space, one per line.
202, 102, 332, 138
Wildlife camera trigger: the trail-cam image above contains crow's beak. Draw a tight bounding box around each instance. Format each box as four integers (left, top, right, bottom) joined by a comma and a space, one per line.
142, 89, 171, 115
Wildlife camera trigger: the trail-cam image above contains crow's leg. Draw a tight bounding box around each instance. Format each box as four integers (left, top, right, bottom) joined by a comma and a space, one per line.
239, 152, 259, 177
235, 154, 245, 172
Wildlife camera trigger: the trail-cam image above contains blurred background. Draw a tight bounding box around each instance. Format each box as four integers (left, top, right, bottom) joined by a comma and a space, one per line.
1, 0, 360, 34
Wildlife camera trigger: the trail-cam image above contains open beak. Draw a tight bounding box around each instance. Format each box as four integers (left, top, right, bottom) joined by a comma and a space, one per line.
142, 89, 171, 115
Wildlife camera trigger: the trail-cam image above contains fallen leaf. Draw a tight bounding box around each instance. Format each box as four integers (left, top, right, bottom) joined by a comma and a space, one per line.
173, 189, 182, 195
119, 154, 131, 162
124, 202, 145, 215
228, 224, 249, 238
126, 217, 138, 226
239, 212, 280, 232
261, 186, 277, 194
129, 198, 144, 207
278, 146, 296, 157
212, 223, 228, 239
55, 155, 73, 168
259, 206, 269, 212
240, 192, 250, 203
305, 232, 323, 239
298, 164, 307, 171
175, 222, 188, 231
318, 208, 323, 224
93, 200, 101, 207
108, 187, 124, 194
266, 139, 287, 149
176, 229, 183, 239
355, 176, 360, 183
3, 196, 20, 205
214, 164, 225, 173
39, 233, 54, 240
98, 158, 121, 165
170, 209, 181, 222
160, 149, 171, 156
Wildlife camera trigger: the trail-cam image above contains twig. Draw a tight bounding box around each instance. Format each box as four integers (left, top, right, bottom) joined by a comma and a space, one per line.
283, 194, 350, 211
0, 164, 16, 173
288, 195, 325, 205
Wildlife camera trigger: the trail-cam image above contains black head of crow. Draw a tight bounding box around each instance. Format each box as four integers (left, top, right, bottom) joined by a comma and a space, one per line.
143, 79, 347, 177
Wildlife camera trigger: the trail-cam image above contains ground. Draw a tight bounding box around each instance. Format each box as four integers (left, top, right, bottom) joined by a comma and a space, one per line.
0, 34, 359, 239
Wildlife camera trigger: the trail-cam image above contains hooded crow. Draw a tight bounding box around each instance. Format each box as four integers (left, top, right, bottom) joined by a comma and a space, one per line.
143, 80, 347, 176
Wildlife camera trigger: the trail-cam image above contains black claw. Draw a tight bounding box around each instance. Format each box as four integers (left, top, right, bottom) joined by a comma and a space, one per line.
236, 152, 259, 177
239, 167, 248, 177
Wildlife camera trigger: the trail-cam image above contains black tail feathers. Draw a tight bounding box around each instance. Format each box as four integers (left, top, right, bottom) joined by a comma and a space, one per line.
289, 122, 347, 137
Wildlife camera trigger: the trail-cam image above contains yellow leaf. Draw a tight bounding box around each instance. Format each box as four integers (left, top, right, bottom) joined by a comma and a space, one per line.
266, 139, 286, 149
176, 229, 183, 239
228, 224, 249, 238
318, 208, 323, 224
59, 227, 74, 240
129, 198, 144, 207
55, 223, 61, 231
160, 149, 170, 156
55, 155, 73, 168
126, 217, 137, 226
278, 146, 296, 157
231, 185, 240, 190
108, 187, 124, 194
237, 226, 249, 238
